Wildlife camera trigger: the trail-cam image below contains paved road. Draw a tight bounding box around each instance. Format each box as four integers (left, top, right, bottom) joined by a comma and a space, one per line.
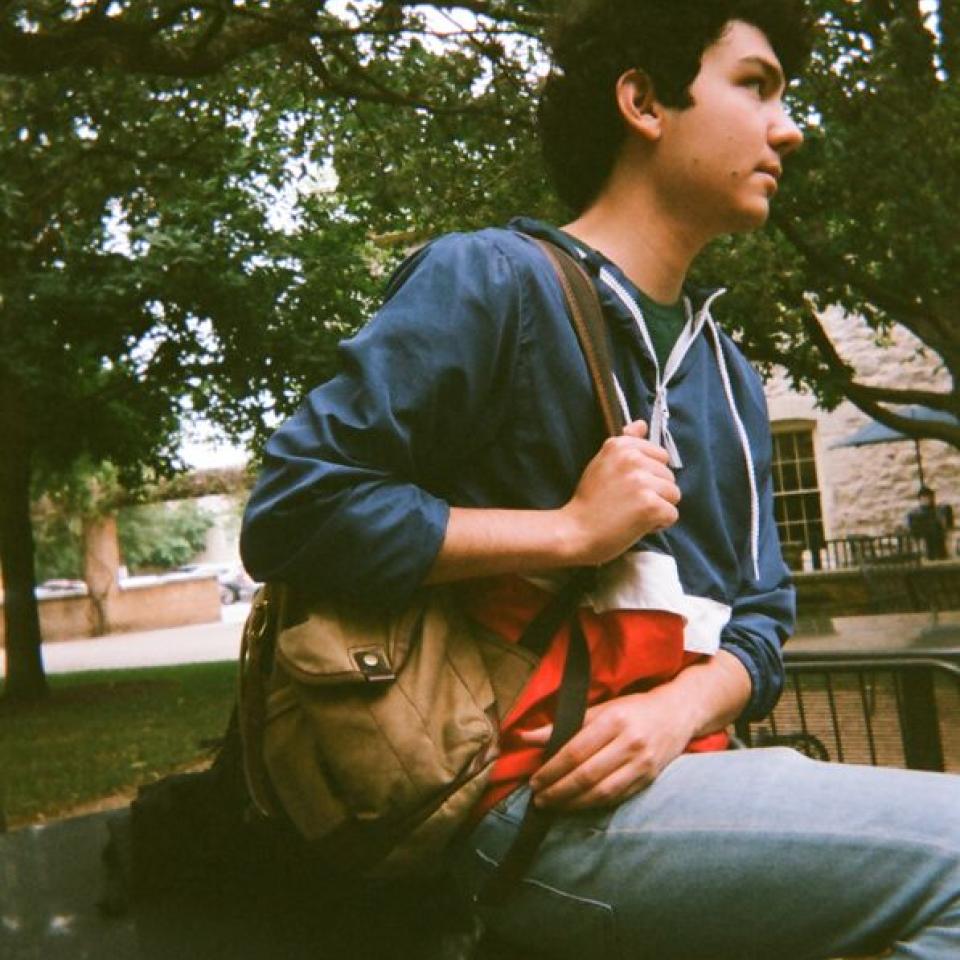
3, 604, 958, 679
0, 603, 249, 677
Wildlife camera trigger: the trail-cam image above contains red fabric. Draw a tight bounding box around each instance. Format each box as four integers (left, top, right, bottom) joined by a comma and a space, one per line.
459, 576, 730, 820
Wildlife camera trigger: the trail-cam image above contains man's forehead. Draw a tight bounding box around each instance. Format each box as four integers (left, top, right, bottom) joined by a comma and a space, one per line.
707, 21, 786, 85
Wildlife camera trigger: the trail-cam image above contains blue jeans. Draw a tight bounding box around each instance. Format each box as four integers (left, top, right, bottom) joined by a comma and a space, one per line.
451, 749, 960, 959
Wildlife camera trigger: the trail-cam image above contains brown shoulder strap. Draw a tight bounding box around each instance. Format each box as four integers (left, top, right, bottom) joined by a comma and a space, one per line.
532, 238, 625, 439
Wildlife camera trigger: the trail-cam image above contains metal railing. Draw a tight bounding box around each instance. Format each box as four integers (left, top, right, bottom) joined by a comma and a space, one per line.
817, 534, 924, 571
737, 649, 960, 773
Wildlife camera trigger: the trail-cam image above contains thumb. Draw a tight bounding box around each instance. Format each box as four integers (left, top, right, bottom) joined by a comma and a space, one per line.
515, 724, 553, 745
623, 420, 649, 439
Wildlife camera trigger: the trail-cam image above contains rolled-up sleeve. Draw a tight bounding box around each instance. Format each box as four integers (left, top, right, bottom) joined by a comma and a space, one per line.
240, 232, 523, 606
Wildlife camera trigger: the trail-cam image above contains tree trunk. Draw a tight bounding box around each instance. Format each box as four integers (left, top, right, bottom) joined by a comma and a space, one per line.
82, 515, 120, 637
0, 442, 47, 702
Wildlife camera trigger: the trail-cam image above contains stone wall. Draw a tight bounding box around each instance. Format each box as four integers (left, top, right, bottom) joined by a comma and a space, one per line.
765, 308, 959, 540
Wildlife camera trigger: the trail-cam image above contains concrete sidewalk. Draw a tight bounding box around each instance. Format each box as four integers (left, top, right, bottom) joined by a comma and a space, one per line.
0, 603, 249, 677
6, 606, 959, 679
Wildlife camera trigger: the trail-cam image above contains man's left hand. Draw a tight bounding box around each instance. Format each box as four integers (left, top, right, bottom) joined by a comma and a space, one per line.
522, 688, 697, 811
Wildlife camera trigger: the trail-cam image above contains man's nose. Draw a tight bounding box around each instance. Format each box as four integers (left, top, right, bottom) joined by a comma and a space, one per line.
772, 106, 804, 157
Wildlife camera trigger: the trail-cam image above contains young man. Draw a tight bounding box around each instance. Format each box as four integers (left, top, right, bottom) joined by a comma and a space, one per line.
908, 487, 954, 561
242, 1, 960, 956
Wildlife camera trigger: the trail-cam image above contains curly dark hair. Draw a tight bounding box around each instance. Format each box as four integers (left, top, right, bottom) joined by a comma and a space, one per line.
538, 0, 813, 213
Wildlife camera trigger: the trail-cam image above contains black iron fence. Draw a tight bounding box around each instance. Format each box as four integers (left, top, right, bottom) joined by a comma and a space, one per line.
738, 649, 960, 773
818, 533, 923, 571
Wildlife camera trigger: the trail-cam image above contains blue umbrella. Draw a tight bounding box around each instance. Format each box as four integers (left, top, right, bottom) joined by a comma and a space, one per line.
832, 405, 959, 489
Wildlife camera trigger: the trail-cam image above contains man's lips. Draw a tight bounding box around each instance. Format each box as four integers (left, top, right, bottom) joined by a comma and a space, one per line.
755, 164, 781, 193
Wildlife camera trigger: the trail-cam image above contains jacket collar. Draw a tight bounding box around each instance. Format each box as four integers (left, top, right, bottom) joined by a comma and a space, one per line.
508, 216, 724, 317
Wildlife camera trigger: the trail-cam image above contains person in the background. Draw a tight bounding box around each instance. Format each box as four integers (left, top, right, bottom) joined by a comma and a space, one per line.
908, 487, 954, 560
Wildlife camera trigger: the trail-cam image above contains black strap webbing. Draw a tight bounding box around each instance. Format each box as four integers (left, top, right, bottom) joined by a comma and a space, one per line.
515, 567, 596, 659
480, 238, 620, 905
480, 579, 593, 905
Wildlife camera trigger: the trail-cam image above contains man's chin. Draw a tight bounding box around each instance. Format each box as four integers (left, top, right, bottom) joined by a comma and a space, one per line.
728, 202, 771, 234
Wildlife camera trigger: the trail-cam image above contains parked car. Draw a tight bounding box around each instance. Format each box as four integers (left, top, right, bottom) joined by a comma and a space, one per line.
175, 563, 257, 605
36, 578, 87, 599
218, 567, 257, 605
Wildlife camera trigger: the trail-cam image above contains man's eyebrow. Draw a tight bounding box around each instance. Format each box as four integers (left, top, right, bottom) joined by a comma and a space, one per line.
738, 55, 786, 91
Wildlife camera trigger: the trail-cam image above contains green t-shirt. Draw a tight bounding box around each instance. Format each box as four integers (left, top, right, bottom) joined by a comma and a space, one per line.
634, 287, 687, 373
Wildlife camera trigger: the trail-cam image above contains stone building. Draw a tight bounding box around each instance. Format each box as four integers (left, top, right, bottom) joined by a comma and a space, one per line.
763, 308, 959, 566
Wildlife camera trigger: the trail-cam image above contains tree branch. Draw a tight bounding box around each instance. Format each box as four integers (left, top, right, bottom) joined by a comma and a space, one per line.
773, 211, 959, 385
191, 3, 228, 56
143, 1, 209, 36
773, 212, 937, 331
0, 1, 547, 77
800, 305, 959, 444
292, 33, 522, 121
427, 1, 547, 29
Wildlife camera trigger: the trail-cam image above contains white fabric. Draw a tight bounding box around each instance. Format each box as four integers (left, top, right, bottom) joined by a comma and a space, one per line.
588, 551, 730, 655
526, 551, 731, 657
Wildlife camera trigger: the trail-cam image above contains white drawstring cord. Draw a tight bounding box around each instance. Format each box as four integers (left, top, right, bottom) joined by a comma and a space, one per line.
706, 316, 761, 582
598, 267, 693, 469
612, 372, 632, 427
594, 267, 760, 582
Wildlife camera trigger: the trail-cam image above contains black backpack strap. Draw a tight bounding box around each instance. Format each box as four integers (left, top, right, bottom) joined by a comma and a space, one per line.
480, 238, 621, 905
480, 574, 594, 906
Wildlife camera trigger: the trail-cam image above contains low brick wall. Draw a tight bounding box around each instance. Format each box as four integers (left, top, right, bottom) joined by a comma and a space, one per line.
794, 560, 960, 618
0, 576, 221, 645
106, 577, 222, 636
795, 568, 873, 617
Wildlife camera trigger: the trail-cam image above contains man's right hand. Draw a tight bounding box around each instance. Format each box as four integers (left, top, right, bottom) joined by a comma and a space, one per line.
559, 420, 680, 565
425, 420, 680, 584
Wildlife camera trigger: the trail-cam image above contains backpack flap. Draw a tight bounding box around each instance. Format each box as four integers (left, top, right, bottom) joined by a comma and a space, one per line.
273, 595, 423, 686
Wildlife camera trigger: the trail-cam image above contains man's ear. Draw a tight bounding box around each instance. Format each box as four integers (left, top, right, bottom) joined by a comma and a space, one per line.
616, 68, 662, 142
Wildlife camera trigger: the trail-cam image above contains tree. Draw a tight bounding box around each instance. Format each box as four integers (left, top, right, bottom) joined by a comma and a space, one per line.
0, 59, 380, 701
4, 0, 959, 702
0, 2, 546, 83
118, 501, 214, 572
0, 1, 541, 702
228, 1, 960, 446
1, 4, 957, 447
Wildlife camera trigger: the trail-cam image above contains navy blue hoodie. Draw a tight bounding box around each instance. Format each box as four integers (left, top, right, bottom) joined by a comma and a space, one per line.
241, 219, 795, 720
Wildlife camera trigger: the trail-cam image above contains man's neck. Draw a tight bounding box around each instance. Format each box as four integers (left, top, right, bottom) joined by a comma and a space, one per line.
562, 182, 710, 305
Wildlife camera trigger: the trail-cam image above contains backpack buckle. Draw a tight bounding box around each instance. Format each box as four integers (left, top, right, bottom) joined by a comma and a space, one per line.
352, 647, 395, 683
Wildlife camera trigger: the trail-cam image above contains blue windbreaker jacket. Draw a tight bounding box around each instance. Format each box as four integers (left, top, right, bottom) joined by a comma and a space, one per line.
240, 218, 795, 720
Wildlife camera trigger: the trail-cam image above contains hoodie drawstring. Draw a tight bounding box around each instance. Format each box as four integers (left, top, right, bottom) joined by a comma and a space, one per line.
598, 266, 690, 469
706, 317, 761, 582
599, 272, 762, 583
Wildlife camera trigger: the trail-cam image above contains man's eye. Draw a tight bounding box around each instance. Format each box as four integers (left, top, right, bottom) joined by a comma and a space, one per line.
743, 78, 765, 94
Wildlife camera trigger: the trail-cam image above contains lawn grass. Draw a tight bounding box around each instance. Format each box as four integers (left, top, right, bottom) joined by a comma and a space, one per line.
0, 661, 237, 827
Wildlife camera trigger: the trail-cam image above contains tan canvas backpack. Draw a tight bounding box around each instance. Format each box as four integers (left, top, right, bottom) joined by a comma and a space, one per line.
237, 239, 624, 887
